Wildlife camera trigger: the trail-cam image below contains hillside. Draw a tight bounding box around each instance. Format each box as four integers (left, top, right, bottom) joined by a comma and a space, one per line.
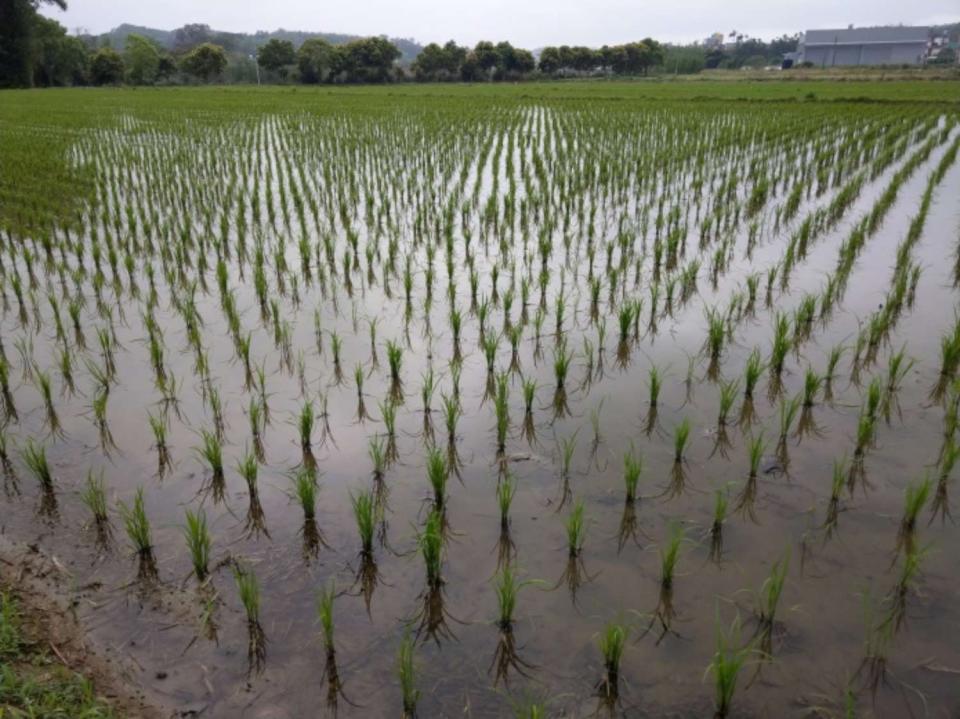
86, 23, 424, 63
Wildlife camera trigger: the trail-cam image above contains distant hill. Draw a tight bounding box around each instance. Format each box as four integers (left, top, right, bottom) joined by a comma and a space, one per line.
86, 23, 424, 63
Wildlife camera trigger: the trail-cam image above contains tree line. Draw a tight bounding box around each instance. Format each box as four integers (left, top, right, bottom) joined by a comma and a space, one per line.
3, 1, 816, 89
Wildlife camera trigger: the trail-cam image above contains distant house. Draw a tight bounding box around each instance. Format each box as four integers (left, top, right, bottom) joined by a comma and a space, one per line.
798, 26, 930, 66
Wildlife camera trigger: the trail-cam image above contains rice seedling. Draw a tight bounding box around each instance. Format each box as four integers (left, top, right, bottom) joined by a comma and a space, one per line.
233, 561, 266, 676
802, 367, 822, 408
196, 430, 225, 503
623, 447, 642, 503
896, 475, 932, 556
21, 439, 54, 495
497, 472, 516, 530
705, 307, 726, 362
489, 563, 536, 684
552, 342, 573, 416
521, 377, 537, 444
419, 508, 444, 589
354, 363, 371, 422
883, 543, 928, 633
425, 447, 448, 509
769, 312, 791, 381
493, 371, 510, 456
659, 522, 685, 591
183, 508, 212, 582
117, 486, 156, 581
824, 344, 845, 401
238, 450, 269, 538
596, 621, 629, 703
34, 369, 60, 434
931, 436, 959, 521
825, 456, 848, 536
80, 469, 110, 546
706, 612, 754, 718
397, 630, 419, 718
673, 418, 691, 463
352, 489, 376, 557
386, 340, 404, 402
647, 364, 662, 408
299, 399, 315, 451
755, 552, 789, 656
709, 489, 729, 563
0, 359, 16, 422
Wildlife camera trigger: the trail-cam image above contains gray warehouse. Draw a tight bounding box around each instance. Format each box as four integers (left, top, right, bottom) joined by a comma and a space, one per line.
799, 26, 930, 66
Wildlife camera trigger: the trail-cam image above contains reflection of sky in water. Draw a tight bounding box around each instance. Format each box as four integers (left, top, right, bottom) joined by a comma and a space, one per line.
3, 100, 960, 717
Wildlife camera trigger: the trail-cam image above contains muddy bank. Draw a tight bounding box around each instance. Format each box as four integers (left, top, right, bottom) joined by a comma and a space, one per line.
0, 533, 173, 719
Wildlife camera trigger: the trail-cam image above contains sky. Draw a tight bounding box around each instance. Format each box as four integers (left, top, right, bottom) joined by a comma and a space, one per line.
41, 0, 959, 47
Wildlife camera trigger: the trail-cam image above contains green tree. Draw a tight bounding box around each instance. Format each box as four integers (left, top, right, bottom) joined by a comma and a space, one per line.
90, 47, 124, 85
0, 0, 67, 87
298, 38, 335, 83
31, 14, 88, 86
411, 40, 466, 81
257, 38, 295, 80
125, 33, 160, 85
335, 37, 400, 83
181, 42, 227, 83
538, 46, 562, 74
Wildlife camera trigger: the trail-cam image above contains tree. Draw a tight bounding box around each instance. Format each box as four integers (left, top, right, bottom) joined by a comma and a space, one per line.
181, 42, 227, 83
257, 38, 295, 80
173, 24, 212, 52
411, 40, 466, 81
538, 46, 562, 74
90, 47, 124, 85
472, 41, 499, 77
0, 0, 67, 87
298, 38, 335, 83
125, 33, 160, 85
335, 37, 400, 83
30, 14, 88, 86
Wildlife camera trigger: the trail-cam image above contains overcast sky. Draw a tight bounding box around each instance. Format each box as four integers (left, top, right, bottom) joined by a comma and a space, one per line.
41, 0, 958, 47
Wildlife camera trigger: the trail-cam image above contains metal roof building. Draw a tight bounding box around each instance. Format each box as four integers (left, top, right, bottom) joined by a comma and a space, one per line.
799, 26, 930, 66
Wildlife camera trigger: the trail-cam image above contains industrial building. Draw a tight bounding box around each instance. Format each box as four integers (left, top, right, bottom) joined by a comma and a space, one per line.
798, 26, 930, 66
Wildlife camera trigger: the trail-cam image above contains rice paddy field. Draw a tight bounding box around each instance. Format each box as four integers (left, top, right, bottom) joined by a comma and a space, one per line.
1, 80, 960, 717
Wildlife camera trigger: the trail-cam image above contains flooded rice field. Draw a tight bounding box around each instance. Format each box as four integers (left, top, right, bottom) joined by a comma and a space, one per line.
1, 87, 960, 717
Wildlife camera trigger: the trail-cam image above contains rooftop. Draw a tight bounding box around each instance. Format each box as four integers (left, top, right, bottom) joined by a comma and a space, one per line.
803, 26, 931, 46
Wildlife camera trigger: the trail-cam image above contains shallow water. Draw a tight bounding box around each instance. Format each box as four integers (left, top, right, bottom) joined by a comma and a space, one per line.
1, 92, 960, 718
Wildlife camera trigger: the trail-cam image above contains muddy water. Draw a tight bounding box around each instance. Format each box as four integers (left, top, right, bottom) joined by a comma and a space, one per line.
2, 101, 960, 718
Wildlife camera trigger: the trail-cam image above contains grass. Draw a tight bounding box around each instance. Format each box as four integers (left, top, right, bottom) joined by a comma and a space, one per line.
0, 591, 115, 718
